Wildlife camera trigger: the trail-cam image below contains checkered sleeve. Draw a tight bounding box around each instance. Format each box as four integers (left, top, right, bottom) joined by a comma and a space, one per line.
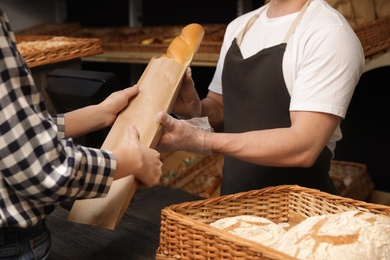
51, 114, 66, 138
0, 9, 117, 227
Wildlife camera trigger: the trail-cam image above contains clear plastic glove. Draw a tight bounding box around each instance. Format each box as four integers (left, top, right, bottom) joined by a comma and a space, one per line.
171, 67, 202, 118
156, 111, 213, 155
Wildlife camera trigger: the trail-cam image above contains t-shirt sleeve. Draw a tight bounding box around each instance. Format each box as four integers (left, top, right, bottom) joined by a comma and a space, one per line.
289, 24, 364, 118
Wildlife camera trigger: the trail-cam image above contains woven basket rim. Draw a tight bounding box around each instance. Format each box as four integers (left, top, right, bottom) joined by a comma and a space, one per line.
352, 15, 390, 58
160, 204, 296, 259
158, 185, 390, 259
16, 35, 104, 67
164, 185, 390, 215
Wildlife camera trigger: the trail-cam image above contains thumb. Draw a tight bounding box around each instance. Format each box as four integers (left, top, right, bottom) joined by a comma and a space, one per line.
128, 126, 140, 142
156, 111, 173, 127
124, 84, 140, 97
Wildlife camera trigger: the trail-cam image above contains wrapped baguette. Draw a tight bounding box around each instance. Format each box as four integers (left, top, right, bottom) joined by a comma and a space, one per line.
99, 23, 204, 150
67, 23, 204, 229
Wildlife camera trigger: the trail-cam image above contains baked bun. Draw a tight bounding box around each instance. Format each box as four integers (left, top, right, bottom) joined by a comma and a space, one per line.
210, 215, 288, 248
161, 23, 204, 66
275, 210, 390, 259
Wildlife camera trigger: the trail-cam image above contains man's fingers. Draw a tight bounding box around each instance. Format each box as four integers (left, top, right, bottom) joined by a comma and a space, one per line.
156, 111, 165, 124
156, 111, 173, 127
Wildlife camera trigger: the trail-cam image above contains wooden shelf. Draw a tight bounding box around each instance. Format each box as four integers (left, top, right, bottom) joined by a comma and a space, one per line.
17, 22, 224, 67
82, 50, 219, 67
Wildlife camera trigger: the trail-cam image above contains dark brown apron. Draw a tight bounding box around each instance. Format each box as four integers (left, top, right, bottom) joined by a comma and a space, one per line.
221, 0, 337, 195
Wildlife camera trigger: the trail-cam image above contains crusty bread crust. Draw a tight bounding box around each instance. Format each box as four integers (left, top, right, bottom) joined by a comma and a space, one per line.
275, 210, 390, 259
210, 215, 288, 248
161, 23, 204, 66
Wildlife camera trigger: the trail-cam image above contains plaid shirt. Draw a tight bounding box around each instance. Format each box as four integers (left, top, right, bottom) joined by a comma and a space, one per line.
0, 9, 116, 228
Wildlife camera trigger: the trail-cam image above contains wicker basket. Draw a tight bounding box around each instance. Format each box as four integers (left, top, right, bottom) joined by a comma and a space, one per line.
353, 15, 390, 58
329, 160, 374, 200
160, 152, 223, 199
16, 35, 104, 68
168, 154, 224, 198
156, 185, 390, 260
160, 154, 373, 200
160, 152, 207, 187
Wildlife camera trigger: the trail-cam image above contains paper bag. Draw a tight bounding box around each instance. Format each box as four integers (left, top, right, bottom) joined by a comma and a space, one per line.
66, 57, 188, 229
66, 23, 204, 229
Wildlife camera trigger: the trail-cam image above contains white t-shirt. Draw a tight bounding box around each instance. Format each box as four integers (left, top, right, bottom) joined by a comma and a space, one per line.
208, 0, 365, 154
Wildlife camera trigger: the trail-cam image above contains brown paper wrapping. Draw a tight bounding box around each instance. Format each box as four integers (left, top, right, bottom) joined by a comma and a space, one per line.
66, 57, 187, 229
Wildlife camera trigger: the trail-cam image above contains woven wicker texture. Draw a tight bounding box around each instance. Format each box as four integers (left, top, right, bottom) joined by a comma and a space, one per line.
16, 17, 389, 60
329, 160, 374, 200
160, 152, 374, 201
16, 35, 104, 68
156, 185, 390, 260
161, 153, 223, 199
353, 15, 390, 58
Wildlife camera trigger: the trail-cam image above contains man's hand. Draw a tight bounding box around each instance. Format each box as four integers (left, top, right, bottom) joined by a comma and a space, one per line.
156, 111, 212, 154
171, 68, 202, 118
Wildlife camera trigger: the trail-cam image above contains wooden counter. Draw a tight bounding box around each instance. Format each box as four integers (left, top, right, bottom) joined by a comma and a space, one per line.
47, 185, 202, 260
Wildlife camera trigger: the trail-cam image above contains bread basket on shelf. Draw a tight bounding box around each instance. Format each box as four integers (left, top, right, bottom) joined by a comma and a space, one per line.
159, 154, 373, 200
353, 15, 390, 59
156, 185, 390, 260
16, 35, 104, 68
329, 160, 374, 200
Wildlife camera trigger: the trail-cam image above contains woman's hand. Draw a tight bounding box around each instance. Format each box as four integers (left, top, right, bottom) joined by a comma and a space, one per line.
99, 84, 140, 127
113, 126, 162, 188
65, 85, 140, 138
64, 85, 139, 138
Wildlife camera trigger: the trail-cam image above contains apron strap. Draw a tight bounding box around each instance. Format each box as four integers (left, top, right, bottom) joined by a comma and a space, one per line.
236, 13, 261, 46
236, 0, 312, 47
283, 0, 312, 43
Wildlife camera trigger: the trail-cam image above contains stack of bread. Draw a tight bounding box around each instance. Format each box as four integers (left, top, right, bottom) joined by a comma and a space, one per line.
210, 210, 390, 259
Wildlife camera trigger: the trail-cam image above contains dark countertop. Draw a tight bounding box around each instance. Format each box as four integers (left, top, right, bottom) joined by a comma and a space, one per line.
46, 185, 202, 260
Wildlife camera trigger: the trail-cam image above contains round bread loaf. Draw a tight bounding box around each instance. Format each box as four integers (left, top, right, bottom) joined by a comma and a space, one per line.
210, 215, 288, 248
275, 210, 390, 259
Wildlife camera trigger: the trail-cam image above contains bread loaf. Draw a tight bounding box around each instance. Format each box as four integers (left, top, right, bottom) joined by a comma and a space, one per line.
161, 23, 204, 66
210, 215, 288, 248
275, 210, 390, 259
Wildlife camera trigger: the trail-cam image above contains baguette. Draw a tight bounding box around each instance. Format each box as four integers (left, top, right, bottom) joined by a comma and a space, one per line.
100, 23, 204, 151
67, 23, 204, 229
161, 23, 204, 66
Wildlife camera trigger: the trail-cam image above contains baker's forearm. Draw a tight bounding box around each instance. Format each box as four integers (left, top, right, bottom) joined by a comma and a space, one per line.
210, 129, 318, 167
210, 114, 340, 167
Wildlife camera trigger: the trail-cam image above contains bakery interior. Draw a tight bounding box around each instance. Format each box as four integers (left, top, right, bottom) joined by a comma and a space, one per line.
2, 0, 390, 259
